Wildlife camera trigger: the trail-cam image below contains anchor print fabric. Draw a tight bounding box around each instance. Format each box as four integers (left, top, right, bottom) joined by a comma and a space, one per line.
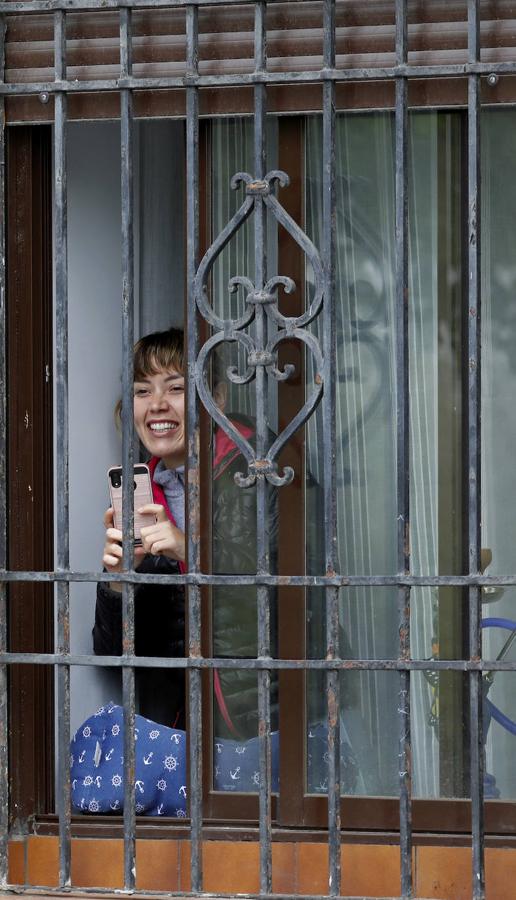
70, 703, 280, 815
70, 704, 188, 816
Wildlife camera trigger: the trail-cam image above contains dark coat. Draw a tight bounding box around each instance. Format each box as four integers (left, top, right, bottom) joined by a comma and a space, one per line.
92, 415, 279, 738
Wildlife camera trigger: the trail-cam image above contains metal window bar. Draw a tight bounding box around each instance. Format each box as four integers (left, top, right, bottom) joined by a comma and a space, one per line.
0, 7, 6, 890
394, 1, 411, 897
185, 3, 203, 892
253, 2, 273, 894
0, 1, 503, 899
54, 7, 72, 888
120, 6, 137, 891
467, 1, 485, 898
322, 1, 341, 897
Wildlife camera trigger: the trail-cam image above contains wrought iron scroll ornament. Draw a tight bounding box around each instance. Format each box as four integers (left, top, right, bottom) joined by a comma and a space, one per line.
194, 170, 324, 488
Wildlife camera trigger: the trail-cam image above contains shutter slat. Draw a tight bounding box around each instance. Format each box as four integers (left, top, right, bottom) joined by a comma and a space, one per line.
5, 1, 516, 120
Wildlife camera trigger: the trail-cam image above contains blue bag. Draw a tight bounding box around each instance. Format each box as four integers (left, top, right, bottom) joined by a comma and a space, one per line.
71, 703, 187, 816
71, 703, 280, 816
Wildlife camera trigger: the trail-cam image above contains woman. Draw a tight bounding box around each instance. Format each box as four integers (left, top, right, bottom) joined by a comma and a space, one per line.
93, 327, 278, 737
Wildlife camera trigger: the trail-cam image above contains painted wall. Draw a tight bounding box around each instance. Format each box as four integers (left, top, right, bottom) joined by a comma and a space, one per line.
63, 120, 185, 733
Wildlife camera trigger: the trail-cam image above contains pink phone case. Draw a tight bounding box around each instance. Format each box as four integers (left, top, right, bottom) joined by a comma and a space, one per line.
108, 464, 156, 544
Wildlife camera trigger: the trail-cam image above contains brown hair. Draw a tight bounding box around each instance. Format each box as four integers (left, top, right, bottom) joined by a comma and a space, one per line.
133, 327, 184, 381
115, 327, 184, 427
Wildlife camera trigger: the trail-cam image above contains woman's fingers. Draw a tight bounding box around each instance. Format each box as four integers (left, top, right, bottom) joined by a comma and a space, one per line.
139, 520, 185, 562
103, 507, 115, 528
138, 502, 168, 522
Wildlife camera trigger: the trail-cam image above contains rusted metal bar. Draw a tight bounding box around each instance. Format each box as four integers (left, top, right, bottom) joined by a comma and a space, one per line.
185, 3, 203, 893
1, 63, 516, 97
322, 0, 340, 896
252, 2, 273, 893
54, 6, 72, 889
120, 5, 136, 891
467, 2, 484, 898
0, 7, 6, 889
3, 570, 516, 588
395, 0, 412, 897
0, 653, 515, 674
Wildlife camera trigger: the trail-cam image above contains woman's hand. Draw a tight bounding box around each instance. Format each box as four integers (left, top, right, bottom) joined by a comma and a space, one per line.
102, 507, 146, 592
138, 504, 186, 563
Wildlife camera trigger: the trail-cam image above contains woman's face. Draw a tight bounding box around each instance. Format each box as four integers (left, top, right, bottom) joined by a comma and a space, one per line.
133, 366, 185, 469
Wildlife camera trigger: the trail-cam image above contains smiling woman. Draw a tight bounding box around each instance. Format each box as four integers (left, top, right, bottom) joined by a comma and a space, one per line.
94, 328, 189, 726
93, 326, 276, 739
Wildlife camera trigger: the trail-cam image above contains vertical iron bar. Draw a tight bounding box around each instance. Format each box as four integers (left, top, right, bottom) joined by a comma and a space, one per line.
120, 7, 136, 891
54, 9, 71, 889
254, 3, 272, 894
395, 1, 412, 897
186, 5, 203, 893
0, 10, 7, 889
322, 1, 340, 896
467, 1, 484, 897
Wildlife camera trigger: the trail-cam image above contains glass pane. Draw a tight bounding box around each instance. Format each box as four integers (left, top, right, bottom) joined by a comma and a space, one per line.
305, 111, 465, 798
481, 107, 516, 801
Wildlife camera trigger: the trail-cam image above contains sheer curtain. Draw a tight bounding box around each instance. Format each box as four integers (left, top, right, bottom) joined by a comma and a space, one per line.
481, 108, 516, 800
305, 112, 456, 797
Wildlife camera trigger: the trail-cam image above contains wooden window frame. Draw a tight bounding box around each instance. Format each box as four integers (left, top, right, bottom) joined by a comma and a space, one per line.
6, 110, 516, 842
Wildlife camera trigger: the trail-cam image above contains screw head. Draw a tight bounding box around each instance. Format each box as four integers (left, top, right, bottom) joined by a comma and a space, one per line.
39, 91, 50, 104
487, 73, 499, 87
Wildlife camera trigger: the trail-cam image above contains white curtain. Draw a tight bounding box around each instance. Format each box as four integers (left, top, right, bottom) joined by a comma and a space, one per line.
305, 113, 445, 797
481, 108, 516, 800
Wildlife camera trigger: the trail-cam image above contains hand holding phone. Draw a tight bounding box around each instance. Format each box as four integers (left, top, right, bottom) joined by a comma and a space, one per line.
108, 464, 156, 545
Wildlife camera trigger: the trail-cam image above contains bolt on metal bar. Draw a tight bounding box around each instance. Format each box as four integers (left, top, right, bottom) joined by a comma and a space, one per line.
54, 7, 72, 889
322, 1, 341, 896
185, 5, 203, 894
394, 0, 412, 897
119, 5, 137, 892
0, 8, 7, 890
253, 3, 273, 894
467, 2, 484, 898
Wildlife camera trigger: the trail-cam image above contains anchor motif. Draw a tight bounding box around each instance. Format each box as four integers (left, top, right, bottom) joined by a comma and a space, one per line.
179, 785, 187, 798
105, 748, 114, 761
229, 767, 241, 781
135, 780, 145, 794
143, 752, 154, 765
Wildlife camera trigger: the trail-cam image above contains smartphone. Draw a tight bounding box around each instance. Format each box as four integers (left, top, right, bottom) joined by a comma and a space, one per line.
108, 464, 156, 545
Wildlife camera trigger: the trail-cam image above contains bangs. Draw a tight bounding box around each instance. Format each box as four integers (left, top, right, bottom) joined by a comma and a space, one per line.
133, 329, 184, 382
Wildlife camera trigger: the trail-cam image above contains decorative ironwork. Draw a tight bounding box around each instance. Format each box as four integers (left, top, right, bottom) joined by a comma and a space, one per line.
194, 169, 324, 487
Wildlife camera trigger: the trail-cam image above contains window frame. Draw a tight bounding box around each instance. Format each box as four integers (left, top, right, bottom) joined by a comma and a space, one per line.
2, 2, 514, 898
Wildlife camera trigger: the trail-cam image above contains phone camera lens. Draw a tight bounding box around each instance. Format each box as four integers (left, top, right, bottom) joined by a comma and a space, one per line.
113, 473, 121, 488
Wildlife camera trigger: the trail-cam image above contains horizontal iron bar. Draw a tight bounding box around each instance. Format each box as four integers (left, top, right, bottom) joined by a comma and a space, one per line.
0, 653, 514, 671
1, 0, 317, 10
1, 570, 516, 586
0, 62, 515, 95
